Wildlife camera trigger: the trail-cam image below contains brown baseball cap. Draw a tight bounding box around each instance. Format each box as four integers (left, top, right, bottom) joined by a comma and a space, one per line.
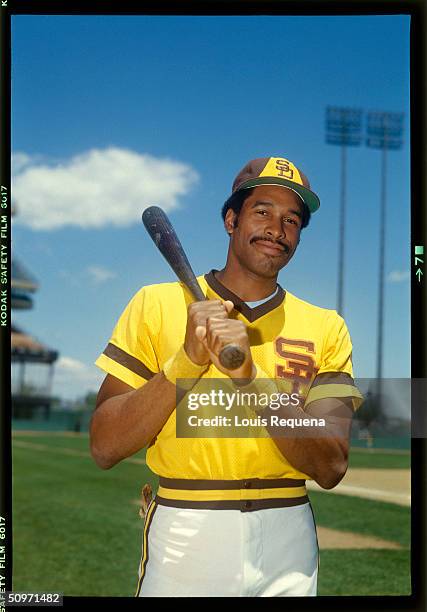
231, 156, 320, 213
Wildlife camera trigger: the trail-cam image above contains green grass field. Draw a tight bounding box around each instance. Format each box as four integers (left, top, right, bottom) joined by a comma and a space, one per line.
348, 446, 411, 470
11, 432, 411, 597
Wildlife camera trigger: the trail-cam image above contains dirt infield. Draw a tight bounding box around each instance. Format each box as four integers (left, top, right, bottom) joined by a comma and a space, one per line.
316, 527, 404, 550
307, 468, 411, 506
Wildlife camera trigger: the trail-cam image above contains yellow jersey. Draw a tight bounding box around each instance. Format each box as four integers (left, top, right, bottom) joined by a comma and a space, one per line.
95, 270, 362, 509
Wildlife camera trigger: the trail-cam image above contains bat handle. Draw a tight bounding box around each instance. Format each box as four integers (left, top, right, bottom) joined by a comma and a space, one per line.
188, 279, 206, 303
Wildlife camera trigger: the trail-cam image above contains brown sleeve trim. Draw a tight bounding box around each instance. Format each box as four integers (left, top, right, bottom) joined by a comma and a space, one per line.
310, 372, 354, 387
103, 342, 156, 380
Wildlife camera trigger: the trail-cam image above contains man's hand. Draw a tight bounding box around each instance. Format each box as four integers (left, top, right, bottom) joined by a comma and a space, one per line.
195, 308, 255, 380
184, 300, 234, 366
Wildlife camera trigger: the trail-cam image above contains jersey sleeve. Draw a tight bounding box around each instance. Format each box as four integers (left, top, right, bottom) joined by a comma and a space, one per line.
305, 311, 364, 411
95, 286, 160, 389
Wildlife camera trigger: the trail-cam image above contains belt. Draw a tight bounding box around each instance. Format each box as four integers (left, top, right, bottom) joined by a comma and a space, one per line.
155, 477, 308, 512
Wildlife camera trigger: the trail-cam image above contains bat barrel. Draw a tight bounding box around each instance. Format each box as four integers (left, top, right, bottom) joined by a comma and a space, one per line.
143, 206, 205, 301
142, 206, 245, 370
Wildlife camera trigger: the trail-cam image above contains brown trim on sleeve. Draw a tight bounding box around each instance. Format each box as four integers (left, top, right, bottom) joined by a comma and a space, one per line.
103, 342, 156, 380
310, 372, 354, 387
204, 270, 285, 323
155, 495, 309, 512
159, 477, 305, 490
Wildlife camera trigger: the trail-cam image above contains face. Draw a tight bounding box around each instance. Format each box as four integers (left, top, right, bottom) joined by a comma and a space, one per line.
224, 184, 304, 279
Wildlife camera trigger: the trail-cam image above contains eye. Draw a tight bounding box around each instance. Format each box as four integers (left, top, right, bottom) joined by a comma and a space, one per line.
283, 217, 298, 225
256, 209, 268, 216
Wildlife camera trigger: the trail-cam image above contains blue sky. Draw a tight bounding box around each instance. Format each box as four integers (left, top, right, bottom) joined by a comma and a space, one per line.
11, 15, 411, 400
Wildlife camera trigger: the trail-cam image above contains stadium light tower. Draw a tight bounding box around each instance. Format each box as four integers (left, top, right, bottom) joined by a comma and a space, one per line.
326, 107, 363, 316
366, 111, 404, 399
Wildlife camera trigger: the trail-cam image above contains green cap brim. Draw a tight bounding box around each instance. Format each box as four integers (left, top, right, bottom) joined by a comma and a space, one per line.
238, 177, 320, 213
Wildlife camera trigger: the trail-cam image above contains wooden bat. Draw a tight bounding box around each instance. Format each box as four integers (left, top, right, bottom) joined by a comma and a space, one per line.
142, 206, 246, 370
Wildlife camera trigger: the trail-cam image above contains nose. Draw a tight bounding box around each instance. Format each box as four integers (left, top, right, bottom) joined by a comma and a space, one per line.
265, 216, 285, 241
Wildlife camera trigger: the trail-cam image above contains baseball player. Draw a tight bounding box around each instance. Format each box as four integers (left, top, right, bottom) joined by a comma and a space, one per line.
90, 156, 363, 597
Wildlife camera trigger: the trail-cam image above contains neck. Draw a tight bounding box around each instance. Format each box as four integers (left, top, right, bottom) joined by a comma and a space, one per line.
215, 259, 278, 301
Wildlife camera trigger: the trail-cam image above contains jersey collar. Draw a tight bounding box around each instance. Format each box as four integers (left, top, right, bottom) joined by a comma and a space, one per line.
204, 269, 286, 323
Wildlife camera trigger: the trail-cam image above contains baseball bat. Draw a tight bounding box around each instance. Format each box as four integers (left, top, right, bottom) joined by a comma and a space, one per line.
142, 206, 246, 370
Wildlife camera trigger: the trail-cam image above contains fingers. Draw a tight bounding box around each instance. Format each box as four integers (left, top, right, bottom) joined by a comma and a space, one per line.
185, 299, 233, 366
203, 317, 254, 379
195, 326, 207, 342
187, 299, 233, 324
195, 315, 242, 357
191, 305, 254, 379
195, 318, 235, 353
187, 300, 234, 343
223, 300, 234, 314
205, 318, 247, 356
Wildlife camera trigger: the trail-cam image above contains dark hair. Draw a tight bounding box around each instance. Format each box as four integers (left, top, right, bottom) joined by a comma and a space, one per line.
221, 187, 311, 229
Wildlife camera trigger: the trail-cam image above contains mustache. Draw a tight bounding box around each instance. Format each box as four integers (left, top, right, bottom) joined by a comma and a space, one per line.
250, 235, 290, 254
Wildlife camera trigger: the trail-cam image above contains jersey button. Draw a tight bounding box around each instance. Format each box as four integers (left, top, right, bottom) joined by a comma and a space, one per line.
243, 480, 251, 489
244, 500, 252, 510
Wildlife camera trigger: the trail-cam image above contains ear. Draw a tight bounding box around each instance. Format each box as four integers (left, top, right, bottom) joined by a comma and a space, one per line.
224, 209, 237, 235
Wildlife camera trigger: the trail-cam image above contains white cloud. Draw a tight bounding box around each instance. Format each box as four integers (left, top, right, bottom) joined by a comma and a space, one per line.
86, 265, 117, 285
12, 152, 35, 174
387, 270, 410, 283
12, 148, 199, 231
53, 356, 105, 400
